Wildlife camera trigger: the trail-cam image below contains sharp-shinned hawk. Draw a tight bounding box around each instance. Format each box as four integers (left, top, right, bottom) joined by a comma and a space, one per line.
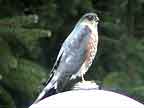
34, 13, 99, 103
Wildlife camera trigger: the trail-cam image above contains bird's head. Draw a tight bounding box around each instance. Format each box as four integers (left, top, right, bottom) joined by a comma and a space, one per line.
77, 13, 99, 30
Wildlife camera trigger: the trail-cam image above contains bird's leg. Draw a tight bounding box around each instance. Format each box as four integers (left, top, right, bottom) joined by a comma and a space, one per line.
81, 73, 86, 82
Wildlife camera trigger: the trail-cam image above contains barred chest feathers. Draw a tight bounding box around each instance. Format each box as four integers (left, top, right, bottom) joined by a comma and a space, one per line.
70, 22, 98, 79
85, 23, 98, 66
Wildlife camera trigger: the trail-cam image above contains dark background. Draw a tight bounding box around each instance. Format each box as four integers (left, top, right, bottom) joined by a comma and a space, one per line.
0, 0, 144, 108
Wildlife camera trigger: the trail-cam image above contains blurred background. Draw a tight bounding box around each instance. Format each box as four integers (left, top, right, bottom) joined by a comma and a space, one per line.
0, 0, 144, 108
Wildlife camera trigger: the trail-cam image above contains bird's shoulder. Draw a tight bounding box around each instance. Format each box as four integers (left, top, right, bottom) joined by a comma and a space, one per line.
62, 24, 92, 49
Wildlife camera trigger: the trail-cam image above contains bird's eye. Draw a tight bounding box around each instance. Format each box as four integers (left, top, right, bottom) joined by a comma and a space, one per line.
87, 15, 94, 21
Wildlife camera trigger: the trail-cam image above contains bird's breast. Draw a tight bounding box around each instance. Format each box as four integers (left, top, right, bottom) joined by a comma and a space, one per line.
85, 30, 98, 65
69, 25, 92, 50
61, 25, 92, 67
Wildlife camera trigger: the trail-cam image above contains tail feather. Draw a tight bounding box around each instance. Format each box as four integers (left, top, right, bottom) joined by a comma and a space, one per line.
34, 87, 56, 103
34, 81, 57, 103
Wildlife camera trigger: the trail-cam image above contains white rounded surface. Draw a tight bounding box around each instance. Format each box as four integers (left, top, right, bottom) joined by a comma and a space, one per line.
29, 90, 144, 108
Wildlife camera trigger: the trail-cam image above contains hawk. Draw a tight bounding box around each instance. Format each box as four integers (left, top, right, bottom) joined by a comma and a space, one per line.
34, 13, 99, 103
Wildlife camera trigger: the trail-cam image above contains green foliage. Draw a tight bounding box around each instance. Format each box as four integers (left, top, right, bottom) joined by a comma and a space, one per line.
0, 15, 48, 108
130, 86, 144, 104
0, 86, 16, 108
2, 59, 47, 107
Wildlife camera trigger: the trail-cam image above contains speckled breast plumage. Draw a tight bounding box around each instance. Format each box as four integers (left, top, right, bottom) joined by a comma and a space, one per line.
72, 24, 98, 78
86, 29, 98, 67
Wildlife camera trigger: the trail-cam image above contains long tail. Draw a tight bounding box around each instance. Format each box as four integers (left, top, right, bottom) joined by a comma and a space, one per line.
34, 79, 57, 103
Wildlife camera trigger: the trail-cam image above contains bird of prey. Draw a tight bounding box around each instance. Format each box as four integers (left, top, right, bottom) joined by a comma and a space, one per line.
34, 13, 99, 103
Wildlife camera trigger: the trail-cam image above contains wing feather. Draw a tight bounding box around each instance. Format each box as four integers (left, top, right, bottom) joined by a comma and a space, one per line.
45, 48, 64, 84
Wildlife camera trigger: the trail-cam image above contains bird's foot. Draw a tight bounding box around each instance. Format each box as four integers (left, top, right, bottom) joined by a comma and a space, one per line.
81, 74, 86, 83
